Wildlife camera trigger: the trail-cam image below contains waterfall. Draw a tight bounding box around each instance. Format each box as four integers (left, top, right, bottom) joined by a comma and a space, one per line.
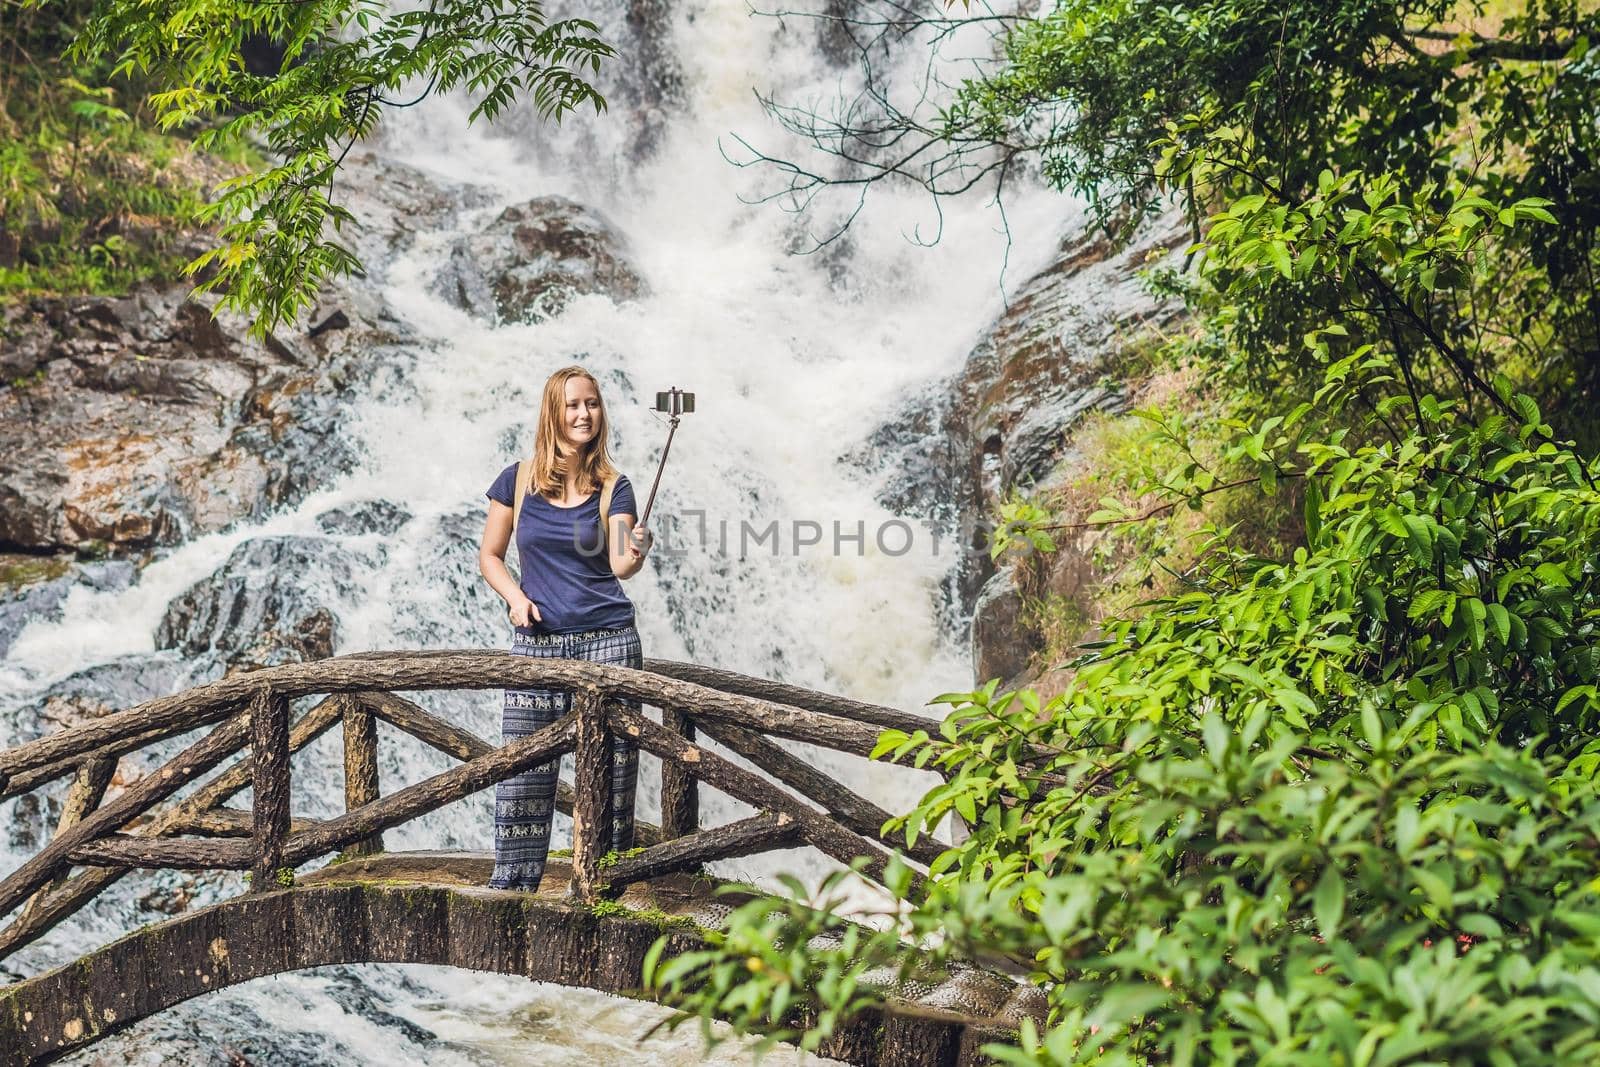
0, 0, 1072, 1059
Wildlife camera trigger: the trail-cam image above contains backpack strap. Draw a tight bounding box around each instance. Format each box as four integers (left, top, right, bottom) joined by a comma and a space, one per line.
598, 473, 619, 550
510, 459, 536, 538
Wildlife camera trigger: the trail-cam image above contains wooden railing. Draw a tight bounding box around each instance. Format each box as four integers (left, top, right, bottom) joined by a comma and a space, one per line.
0, 652, 947, 967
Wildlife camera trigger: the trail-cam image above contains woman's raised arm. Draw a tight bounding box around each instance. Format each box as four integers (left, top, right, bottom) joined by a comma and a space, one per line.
609, 512, 652, 580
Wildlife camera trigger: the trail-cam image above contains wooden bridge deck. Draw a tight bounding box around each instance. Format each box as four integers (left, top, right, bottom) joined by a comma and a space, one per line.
0, 851, 1042, 1067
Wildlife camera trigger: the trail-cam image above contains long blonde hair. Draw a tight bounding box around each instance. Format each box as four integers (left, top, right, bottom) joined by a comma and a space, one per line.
530, 365, 617, 497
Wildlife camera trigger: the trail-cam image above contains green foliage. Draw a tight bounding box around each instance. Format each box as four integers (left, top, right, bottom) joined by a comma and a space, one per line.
644, 866, 931, 1056
2, 0, 612, 326
0, 553, 72, 592
992, 491, 1060, 562
649, 21, 1600, 1051
656, 350, 1600, 1063
896, 714, 1600, 1064
994, 385, 1303, 671
949, 0, 1600, 418
55, 0, 613, 334
0, 3, 212, 299
597, 846, 646, 870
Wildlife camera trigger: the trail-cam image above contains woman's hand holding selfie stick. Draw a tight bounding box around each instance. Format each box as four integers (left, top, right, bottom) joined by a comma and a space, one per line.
627, 523, 653, 560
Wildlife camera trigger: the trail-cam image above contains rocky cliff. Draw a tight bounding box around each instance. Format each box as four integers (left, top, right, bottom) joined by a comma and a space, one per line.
0, 152, 465, 563
864, 209, 1190, 687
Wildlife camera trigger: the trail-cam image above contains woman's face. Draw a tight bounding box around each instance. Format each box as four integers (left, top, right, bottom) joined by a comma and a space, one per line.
559, 376, 602, 449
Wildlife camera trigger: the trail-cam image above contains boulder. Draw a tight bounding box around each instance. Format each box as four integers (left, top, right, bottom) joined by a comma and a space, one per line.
314, 498, 413, 537
431, 197, 646, 324
970, 566, 1032, 685
156, 535, 358, 667
0, 287, 358, 555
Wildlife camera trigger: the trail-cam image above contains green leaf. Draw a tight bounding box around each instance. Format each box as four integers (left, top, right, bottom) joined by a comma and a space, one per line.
1086, 984, 1173, 1034
1312, 865, 1345, 938
1485, 603, 1512, 647
1303, 476, 1324, 543
1274, 687, 1318, 727
1268, 241, 1293, 278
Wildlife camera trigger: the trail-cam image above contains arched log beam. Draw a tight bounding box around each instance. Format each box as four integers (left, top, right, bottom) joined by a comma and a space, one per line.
0, 858, 1037, 1067
0, 712, 255, 919
601, 813, 800, 887
693, 717, 947, 867
609, 707, 923, 898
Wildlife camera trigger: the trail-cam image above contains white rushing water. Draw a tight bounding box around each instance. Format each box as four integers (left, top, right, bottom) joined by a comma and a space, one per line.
1, 0, 1072, 1060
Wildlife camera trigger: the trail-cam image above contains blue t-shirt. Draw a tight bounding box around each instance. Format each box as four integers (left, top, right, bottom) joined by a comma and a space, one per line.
487, 464, 638, 634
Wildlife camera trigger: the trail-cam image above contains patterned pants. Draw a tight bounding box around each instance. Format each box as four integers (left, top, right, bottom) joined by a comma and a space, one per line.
488, 625, 642, 891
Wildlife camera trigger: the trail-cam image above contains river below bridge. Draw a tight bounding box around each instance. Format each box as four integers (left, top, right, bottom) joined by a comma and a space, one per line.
0, 0, 1074, 1060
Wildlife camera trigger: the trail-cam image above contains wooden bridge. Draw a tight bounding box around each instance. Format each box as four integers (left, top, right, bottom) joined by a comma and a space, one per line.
0, 652, 1041, 1065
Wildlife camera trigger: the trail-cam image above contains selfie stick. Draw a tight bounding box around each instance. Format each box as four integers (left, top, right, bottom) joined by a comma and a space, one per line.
641, 387, 694, 526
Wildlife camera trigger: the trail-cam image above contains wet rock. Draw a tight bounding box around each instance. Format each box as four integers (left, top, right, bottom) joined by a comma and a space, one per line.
307, 309, 350, 339
379, 506, 505, 649
431, 197, 647, 324
156, 536, 356, 667
857, 210, 1189, 680
0, 303, 57, 382
5, 792, 49, 857
2, 650, 212, 833
970, 566, 1031, 685
488, 0, 685, 164
613, 0, 687, 156
319, 969, 439, 1046
138, 881, 200, 917
335, 150, 498, 288
0, 286, 352, 554
56, 995, 347, 1066
314, 499, 413, 537
0, 556, 137, 659
28, 653, 203, 734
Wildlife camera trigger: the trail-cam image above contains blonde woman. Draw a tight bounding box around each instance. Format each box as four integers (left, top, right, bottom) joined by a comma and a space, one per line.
478, 365, 652, 891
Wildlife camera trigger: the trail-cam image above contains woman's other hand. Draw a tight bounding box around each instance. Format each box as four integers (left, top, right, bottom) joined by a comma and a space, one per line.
508, 594, 542, 628
628, 524, 653, 560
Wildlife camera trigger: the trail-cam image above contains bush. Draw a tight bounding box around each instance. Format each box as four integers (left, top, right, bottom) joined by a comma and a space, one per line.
648, 359, 1600, 1062
644, 123, 1600, 1060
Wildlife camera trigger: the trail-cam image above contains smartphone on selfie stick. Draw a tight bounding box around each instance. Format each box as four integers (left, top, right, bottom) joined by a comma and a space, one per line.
640, 388, 693, 527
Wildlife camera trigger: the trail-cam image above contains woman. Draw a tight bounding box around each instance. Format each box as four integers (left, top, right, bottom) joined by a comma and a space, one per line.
478, 365, 652, 891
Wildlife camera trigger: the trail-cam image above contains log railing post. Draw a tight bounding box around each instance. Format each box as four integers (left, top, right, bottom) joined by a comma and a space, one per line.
659, 707, 699, 839
16, 756, 115, 926
569, 688, 612, 903
340, 695, 384, 857
249, 688, 291, 893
